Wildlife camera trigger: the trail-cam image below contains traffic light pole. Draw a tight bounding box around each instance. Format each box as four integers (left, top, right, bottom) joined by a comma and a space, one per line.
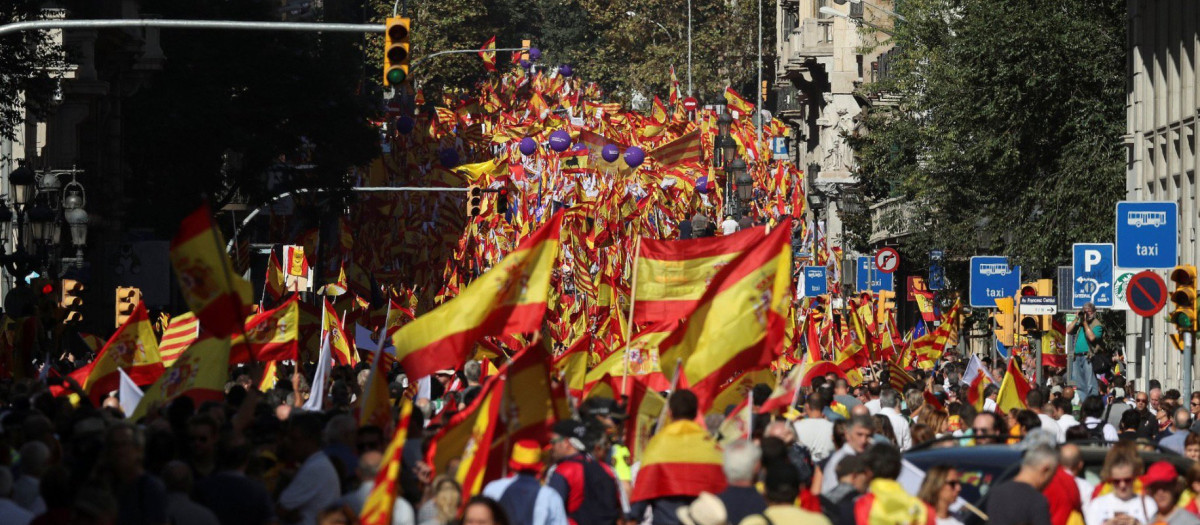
0, 18, 383, 37
1186, 331, 1194, 397
1033, 332, 1043, 387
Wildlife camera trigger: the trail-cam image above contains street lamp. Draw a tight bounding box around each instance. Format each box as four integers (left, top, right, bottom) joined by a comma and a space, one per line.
9, 165, 35, 208
63, 180, 88, 267
726, 158, 747, 218
735, 167, 754, 202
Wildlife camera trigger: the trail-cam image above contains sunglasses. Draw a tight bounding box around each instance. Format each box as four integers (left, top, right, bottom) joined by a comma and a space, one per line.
1136, 399, 1148, 403
1111, 477, 1134, 486
945, 480, 961, 488
1191, 402, 1199, 406
549, 436, 565, 444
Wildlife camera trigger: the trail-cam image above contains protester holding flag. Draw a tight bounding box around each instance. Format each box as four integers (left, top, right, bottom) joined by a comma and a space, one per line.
482, 440, 568, 525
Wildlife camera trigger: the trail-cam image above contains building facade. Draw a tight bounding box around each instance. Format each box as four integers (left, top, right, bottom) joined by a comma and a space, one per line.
1124, 0, 1199, 389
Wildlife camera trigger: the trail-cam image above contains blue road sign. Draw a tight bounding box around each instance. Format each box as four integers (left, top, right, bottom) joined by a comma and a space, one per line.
1072, 243, 1114, 308
929, 250, 945, 290
1115, 201, 1178, 268
803, 266, 827, 297
857, 256, 894, 293
969, 256, 1021, 308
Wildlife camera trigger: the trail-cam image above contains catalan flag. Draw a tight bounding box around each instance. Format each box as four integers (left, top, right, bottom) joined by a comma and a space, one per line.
360, 401, 413, 525
630, 418, 726, 502
632, 226, 767, 324
391, 212, 563, 380
648, 129, 703, 169
887, 361, 915, 392
265, 252, 286, 301
170, 203, 253, 338
231, 295, 300, 363
130, 336, 230, 420
55, 302, 163, 404
657, 220, 792, 413
724, 86, 755, 117
158, 312, 199, 367
478, 36, 497, 72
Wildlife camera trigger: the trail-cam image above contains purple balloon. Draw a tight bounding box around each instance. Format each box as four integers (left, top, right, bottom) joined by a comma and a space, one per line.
696, 176, 710, 194
559, 65, 573, 77
396, 116, 415, 134
601, 144, 620, 163
623, 146, 645, 168
548, 130, 571, 152
573, 142, 588, 151
519, 137, 538, 156
520, 59, 531, 69
438, 148, 459, 168
529, 48, 542, 61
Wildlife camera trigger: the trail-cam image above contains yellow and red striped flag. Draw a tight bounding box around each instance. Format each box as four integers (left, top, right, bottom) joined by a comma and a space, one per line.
231, 295, 300, 363
360, 400, 413, 525
657, 220, 793, 413
630, 418, 726, 502
158, 312, 199, 367
632, 226, 767, 324
266, 252, 286, 301
130, 335, 230, 420
887, 361, 915, 392
478, 36, 497, 72
648, 129, 702, 169
170, 203, 253, 338
55, 302, 163, 404
724, 86, 755, 117
391, 212, 563, 380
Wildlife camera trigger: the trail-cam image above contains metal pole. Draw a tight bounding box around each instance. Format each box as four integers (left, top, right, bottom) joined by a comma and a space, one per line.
1185, 331, 1194, 398
1142, 315, 1152, 387
757, 0, 763, 143
1034, 333, 1043, 388
687, 0, 693, 95
0, 19, 383, 37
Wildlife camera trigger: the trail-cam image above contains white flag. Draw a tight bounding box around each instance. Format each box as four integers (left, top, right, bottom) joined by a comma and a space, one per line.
118, 368, 144, 418
301, 333, 332, 412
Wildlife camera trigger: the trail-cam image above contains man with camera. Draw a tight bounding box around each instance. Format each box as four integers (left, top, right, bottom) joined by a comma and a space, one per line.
1067, 303, 1102, 398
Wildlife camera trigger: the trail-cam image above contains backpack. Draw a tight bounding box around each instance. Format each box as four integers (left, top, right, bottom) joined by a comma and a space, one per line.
1086, 421, 1106, 441
559, 455, 621, 525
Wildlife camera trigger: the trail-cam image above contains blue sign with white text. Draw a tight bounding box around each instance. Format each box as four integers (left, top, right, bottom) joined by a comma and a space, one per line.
803, 266, 827, 297
1072, 243, 1113, 308
969, 256, 1021, 308
856, 256, 894, 293
929, 250, 945, 290
1115, 201, 1178, 269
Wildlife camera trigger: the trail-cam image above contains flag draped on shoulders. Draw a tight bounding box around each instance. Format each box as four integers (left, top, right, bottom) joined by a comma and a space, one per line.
170, 203, 253, 338
56, 302, 163, 403
630, 419, 726, 502
391, 212, 563, 380
657, 220, 792, 413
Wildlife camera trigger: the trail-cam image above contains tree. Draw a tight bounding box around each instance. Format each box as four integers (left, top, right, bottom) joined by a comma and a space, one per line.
847, 0, 1126, 289
0, 1, 65, 142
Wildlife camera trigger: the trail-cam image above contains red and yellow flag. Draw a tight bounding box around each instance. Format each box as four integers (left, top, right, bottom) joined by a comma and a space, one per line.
648, 129, 703, 169
630, 419, 726, 502
170, 203, 253, 338
478, 36, 497, 72
724, 86, 755, 117
359, 333, 394, 434
996, 356, 1032, 413
391, 212, 563, 380
360, 400, 413, 525
57, 302, 163, 403
657, 220, 793, 413
158, 312, 199, 367
323, 298, 358, 366
266, 252, 286, 300
633, 226, 767, 324
130, 336, 230, 420
231, 295, 300, 363
642, 96, 668, 137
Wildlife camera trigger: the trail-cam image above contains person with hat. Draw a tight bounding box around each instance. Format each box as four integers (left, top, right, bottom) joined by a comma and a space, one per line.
481, 440, 568, 525
1144, 462, 1200, 525
545, 420, 620, 525
676, 492, 728, 525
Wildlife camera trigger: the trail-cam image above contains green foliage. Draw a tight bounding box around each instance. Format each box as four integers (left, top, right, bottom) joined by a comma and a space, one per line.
848, 0, 1126, 289
123, 0, 379, 230
0, 1, 66, 142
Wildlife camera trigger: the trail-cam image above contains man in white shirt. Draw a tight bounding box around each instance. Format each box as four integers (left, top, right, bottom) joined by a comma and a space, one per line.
1059, 444, 1095, 507
982, 384, 999, 414
877, 389, 912, 451
821, 415, 876, 494
721, 216, 738, 235
863, 382, 882, 415
793, 392, 836, 463
1084, 457, 1156, 525
1051, 398, 1080, 443
1080, 395, 1119, 442
277, 412, 341, 525
1026, 389, 1061, 442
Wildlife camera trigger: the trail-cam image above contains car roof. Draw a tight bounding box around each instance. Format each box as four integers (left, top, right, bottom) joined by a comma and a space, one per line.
904, 444, 1022, 469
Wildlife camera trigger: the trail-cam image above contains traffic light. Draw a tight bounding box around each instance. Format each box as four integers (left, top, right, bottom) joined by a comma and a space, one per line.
384, 17, 411, 88
115, 286, 142, 328
61, 279, 85, 324
1035, 278, 1053, 333
993, 296, 1016, 347
1169, 265, 1197, 331
466, 185, 483, 217
1018, 282, 1043, 334
875, 290, 896, 324
496, 188, 509, 215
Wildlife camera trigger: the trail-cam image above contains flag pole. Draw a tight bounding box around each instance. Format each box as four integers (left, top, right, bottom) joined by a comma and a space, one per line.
621, 236, 642, 397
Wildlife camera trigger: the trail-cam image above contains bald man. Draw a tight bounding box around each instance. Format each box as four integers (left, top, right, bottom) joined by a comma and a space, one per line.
1059, 443, 1094, 507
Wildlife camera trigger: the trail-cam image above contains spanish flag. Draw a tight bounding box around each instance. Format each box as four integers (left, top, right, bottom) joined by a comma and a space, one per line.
632, 226, 767, 324
724, 86, 755, 118
551, 332, 591, 397
584, 320, 676, 393
257, 360, 279, 391
360, 400, 413, 525
170, 203, 253, 338
391, 212, 562, 380
478, 36, 497, 72
996, 356, 1032, 413
265, 252, 286, 301
130, 336, 230, 420
55, 302, 163, 404
630, 419, 726, 502
657, 220, 792, 413
230, 295, 300, 363
359, 317, 394, 434
642, 96, 668, 138
323, 298, 358, 366
584, 374, 666, 460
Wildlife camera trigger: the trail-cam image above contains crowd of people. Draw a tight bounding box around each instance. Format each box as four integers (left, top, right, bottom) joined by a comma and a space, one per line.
2, 353, 1200, 525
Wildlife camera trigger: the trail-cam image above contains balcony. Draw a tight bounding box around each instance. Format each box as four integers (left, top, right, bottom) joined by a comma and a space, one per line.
780, 18, 835, 76
773, 84, 805, 120
868, 196, 921, 244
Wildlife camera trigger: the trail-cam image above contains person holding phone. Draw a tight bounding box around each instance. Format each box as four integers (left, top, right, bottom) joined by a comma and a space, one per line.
1068, 303, 1103, 398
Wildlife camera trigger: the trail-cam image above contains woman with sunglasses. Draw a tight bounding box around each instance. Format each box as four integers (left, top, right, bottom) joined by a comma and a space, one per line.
1085, 455, 1156, 525
917, 465, 963, 525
